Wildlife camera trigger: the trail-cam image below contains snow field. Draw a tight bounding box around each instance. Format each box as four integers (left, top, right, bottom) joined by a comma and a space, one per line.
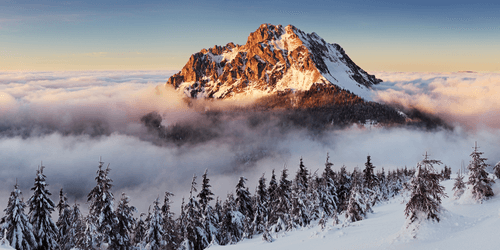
210, 177, 500, 250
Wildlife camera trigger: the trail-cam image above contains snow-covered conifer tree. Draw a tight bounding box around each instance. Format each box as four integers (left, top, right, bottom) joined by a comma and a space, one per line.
252, 174, 268, 235
75, 216, 98, 250
197, 170, 218, 245
110, 193, 137, 250
404, 153, 447, 227
467, 143, 494, 202
363, 155, 379, 207
318, 154, 340, 224
198, 169, 214, 215
218, 193, 244, 245
145, 197, 166, 250
268, 167, 292, 232
452, 170, 466, 200
132, 213, 147, 248
181, 175, 208, 250
56, 189, 72, 249
344, 172, 367, 224
235, 176, 253, 236
87, 160, 118, 246
27, 166, 59, 250
1, 183, 37, 250
162, 191, 179, 249
337, 165, 351, 212
291, 158, 311, 228
65, 203, 83, 250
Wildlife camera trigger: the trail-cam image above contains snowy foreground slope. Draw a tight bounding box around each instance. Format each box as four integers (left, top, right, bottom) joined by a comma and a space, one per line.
211, 178, 500, 250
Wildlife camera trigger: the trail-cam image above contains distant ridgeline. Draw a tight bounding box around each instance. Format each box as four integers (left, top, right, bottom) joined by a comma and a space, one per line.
161, 23, 448, 132
3, 147, 497, 249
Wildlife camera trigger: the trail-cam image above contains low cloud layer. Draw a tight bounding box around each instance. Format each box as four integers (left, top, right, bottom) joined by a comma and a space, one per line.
1, 71, 499, 215
373, 72, 500, 130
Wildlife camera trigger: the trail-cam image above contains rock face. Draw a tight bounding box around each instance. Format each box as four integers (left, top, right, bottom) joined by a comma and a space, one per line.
166, 24, 381, 100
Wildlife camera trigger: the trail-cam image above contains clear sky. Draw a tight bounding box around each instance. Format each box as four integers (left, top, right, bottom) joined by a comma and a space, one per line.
1, 0, 499, 72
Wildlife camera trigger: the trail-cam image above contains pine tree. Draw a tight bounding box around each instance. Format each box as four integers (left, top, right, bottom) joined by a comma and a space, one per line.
404, 153, 447, 227
56, 189, 72, 250
87, 160, 118, 246
452, 170, 466, 200
145, 197, 166, 250
1, 183, 38, 250
467, 143, 494, 202
110, 193, 137, 250
27, 165, 59, 250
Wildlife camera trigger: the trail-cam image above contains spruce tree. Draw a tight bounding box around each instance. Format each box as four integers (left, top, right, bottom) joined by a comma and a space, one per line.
344, 171, 367, 224
161, 192, 179, 249
252, 174, 268, 235
1, 183, 38, 250
218, 193, 243, 245
467, 143, 494, 202
196, 170, 218, 245
320, 154, 339, 219
337, 165, 351, 212
110, 193, 137, 250
145, 197, 166, 250
65, 203, 83, 250
181, 175, 208, 250
452, 170, 466, 200
27, 166, 59, 250
87, 160, 118, 246
197, 169, 214, 215
269, 167, 292, 232
235, 177, 253, 224
363, 155, 379, 207
404, 153, 447, 227
291, 158, 311, 228
56, 189, 72, 250
132, 213, 147, 248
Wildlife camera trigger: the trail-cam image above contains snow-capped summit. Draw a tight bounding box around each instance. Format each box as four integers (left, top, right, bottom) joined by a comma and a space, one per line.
166, 24, 381, 100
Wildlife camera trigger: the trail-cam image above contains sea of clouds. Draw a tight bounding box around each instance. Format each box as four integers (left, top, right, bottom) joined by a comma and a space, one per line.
0, 70, 499, 214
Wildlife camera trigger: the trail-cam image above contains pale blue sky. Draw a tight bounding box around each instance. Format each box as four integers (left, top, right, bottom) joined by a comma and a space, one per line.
1, 0, 499, 71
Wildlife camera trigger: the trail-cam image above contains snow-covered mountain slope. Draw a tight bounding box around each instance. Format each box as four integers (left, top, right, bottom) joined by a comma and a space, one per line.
209, 177, 500, 250
166, 24, 381, 101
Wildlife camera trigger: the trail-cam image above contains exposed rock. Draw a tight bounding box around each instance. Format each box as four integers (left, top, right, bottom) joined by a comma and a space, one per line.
166, 23, 381, 100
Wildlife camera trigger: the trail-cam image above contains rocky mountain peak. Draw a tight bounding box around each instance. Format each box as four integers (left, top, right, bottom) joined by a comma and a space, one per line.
166, 23, 382, 100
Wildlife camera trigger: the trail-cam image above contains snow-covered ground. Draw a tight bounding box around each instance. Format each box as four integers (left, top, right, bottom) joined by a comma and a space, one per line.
210, 177, 500, 250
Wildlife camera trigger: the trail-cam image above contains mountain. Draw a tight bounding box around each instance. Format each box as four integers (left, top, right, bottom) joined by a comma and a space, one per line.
162, 24, 449, 130
166, 23, 381, 101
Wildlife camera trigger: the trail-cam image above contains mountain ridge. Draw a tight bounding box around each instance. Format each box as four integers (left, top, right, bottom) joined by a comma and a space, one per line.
166, 23, 381, 100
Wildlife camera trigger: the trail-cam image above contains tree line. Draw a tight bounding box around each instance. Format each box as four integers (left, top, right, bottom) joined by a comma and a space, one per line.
1, 144, 498, 250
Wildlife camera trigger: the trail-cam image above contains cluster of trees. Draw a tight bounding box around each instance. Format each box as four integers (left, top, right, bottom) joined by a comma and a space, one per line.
0, 144, 497, 250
